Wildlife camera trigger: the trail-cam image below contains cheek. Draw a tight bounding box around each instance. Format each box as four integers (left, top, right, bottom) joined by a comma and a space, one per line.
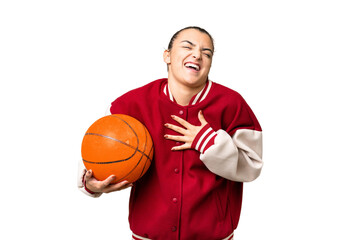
203, 60, 212, 71
172, 55, 185, 67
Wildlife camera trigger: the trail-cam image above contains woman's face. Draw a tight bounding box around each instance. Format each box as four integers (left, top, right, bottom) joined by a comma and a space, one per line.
164, 29, 214, 89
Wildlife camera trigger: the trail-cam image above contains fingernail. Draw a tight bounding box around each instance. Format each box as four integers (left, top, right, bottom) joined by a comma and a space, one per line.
171, 115, 175, 118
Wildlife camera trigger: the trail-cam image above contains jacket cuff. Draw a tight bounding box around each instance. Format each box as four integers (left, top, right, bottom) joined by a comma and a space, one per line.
191, 123, 217, 154
82, 173, 96, 194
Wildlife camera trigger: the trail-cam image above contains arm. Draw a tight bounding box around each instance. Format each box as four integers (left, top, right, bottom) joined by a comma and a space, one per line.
165, 111, 263, 182
199, 128, 263, 182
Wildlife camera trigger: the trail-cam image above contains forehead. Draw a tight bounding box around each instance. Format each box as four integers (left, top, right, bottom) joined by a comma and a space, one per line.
174, 29, 214, 49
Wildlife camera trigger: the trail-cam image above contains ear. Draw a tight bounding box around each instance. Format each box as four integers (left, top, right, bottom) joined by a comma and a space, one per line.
163, 50, 171, 64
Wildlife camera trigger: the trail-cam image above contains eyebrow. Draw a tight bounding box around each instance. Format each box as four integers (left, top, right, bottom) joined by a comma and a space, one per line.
181, 40, 214, 55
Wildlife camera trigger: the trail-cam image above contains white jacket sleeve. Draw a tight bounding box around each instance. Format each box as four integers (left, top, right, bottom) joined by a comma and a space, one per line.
200, 129, 263, 182
77, 160, 102, 198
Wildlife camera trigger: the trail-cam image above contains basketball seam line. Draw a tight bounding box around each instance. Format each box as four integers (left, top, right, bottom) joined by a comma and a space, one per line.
82, 133, 151, 164
102, 114, 153, 162
83, 115, 152, 165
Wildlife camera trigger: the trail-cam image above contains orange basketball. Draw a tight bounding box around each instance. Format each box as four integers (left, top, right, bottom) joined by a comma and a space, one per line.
81, 114, 153, 183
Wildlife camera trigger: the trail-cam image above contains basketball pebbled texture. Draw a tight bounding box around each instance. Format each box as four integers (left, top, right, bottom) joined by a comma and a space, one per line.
81, 114, 153, 183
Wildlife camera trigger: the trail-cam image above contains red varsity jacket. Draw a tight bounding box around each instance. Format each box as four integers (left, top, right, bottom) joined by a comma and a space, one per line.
107, 78, 262, 239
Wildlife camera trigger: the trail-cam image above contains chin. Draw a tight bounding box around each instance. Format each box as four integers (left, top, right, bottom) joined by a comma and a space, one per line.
183, 76, 207, 87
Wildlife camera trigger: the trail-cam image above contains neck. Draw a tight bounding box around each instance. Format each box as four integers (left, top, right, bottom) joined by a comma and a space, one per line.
168, 79, 206, 106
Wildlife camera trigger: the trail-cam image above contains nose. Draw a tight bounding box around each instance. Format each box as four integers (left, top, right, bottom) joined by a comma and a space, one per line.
192, 48, 202, 60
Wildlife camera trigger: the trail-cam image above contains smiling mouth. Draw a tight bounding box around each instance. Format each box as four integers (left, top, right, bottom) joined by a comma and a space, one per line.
185, 62, 200, 71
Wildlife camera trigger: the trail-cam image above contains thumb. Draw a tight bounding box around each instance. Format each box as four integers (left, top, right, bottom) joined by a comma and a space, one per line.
85, 169, 93, 181
198, 110, 208, 126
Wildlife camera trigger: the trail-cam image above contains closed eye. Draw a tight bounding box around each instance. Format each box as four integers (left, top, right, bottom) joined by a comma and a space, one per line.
182, 46, 192, 50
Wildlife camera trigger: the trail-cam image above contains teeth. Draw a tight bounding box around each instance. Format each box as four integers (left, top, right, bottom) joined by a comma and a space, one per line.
185, 63, 200, 71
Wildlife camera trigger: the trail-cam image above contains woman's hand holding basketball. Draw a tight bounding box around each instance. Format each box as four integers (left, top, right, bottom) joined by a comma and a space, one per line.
164, 110, 208, 151
84, 170, 133, 194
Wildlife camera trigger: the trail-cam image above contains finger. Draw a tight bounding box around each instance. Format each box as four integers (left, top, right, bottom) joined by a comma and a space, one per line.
104, 180, 132, 193
102, 175, 116, 187
171, 143, 191, 151
171, 115, 192, 129
164, 134, 188, 142
165, 123, 187, 134
84, 169, 93, 181
119, 182, 133, 190
198, 110, 208, 125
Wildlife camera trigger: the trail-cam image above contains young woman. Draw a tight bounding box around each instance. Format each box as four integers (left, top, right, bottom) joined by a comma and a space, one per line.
78, 26, 263, 240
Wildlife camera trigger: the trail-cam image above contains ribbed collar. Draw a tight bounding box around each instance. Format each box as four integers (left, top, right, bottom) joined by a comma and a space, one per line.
163, 80, 212, 106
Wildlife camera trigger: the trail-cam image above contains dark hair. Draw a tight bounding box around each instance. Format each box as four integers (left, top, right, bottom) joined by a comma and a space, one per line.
167, 26, 214, 52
